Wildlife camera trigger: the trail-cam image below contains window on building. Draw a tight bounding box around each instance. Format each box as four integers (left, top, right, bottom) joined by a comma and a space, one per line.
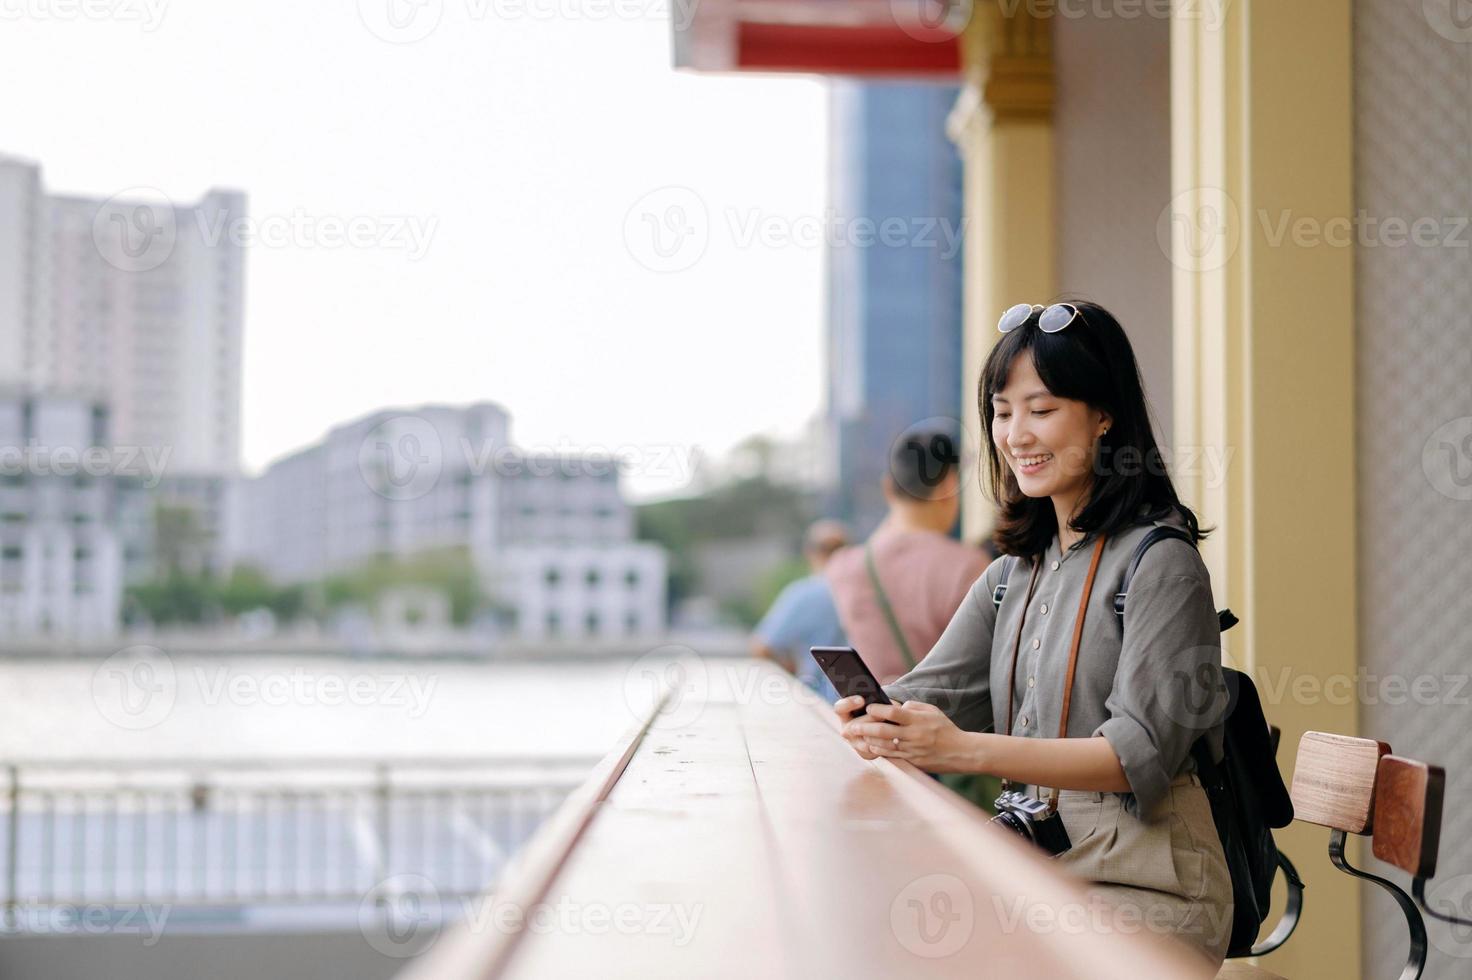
1, 546, 21, 561
546, 611, 561, 636
624, 612, 639, 635
585, 568, 600, 588
585, 611, 600, 634
624, 569, 639, 588
544, 568, 561, 588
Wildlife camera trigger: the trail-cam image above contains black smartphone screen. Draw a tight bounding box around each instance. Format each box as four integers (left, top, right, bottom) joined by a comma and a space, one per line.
810, 646, 893, 717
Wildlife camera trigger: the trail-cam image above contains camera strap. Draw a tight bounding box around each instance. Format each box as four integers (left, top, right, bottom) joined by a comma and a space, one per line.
1001, 532, 1109, 813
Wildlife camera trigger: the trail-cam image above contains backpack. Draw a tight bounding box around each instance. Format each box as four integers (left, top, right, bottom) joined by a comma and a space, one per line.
992, 525, 1301, 958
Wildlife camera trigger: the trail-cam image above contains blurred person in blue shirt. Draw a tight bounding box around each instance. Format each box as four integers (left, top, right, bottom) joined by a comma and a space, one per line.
751, 520, 849, 702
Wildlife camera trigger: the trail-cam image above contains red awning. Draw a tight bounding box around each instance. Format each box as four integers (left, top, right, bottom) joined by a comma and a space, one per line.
673, 0, 965, 76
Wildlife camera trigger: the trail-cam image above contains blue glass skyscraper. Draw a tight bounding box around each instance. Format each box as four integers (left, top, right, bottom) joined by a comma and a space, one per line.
824, 80, 965, 536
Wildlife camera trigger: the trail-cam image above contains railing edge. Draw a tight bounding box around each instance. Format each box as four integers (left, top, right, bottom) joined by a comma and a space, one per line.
391, 685, 673, 980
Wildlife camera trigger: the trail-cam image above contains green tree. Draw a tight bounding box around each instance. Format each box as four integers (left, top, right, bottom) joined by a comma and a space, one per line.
636, 472, 820, 623
152, 503, 209, 577
319, 547, 485, 625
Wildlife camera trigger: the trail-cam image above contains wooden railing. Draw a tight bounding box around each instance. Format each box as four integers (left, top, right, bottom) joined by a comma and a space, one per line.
396, 660, 1217, 979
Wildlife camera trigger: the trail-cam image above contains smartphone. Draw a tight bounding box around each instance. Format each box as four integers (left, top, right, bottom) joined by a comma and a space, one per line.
810, 646, 893, 717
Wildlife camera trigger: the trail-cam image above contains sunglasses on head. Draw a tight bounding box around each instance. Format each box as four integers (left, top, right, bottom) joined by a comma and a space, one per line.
997, 302, 1081, 334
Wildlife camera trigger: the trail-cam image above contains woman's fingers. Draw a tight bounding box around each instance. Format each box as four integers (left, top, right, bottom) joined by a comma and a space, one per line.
845, 719, 903, 740
832, 695, 865, 722
862, 736, 910, 758
845, 734, 879, 760
864, 702, 896, 722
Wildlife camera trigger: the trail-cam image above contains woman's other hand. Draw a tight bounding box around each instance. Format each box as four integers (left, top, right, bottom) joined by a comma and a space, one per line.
843, 701, 978, 773
833, 695, 881, 760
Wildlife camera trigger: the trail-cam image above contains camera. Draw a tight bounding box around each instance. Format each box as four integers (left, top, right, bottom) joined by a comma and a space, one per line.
990, 790, 1072, 856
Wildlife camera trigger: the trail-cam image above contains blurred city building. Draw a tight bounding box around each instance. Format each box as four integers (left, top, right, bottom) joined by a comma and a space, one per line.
235, 402, 667, 641
824, 80, 964, 537
0, 391, 153, 637
0, 155, 246, 476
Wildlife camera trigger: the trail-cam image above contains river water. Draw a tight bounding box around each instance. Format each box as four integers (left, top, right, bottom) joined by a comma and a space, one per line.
0, 654, 665, 765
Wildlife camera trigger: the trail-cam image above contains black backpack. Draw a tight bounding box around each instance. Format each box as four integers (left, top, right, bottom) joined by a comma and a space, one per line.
992, 526, 1301, 958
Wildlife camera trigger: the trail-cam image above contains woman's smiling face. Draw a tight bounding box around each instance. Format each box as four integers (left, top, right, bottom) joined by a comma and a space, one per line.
990, 352, 1110, 501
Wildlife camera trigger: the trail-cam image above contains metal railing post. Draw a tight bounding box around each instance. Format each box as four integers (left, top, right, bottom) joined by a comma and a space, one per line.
5, 765, 19, 931
375, 762, 391, 888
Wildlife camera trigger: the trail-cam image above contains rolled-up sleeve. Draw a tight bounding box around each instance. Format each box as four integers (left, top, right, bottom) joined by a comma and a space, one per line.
882, 557, 1001, 734
1094, 572, 1225, 820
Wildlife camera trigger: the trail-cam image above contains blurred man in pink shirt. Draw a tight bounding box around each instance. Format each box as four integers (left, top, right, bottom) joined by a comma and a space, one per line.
825, 430, 990, 685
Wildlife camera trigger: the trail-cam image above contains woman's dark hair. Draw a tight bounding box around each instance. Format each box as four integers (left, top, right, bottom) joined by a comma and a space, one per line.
977, 300, 1211, 560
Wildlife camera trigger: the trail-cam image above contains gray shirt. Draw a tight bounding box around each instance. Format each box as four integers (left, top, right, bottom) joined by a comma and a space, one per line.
883, 506, 1227, 821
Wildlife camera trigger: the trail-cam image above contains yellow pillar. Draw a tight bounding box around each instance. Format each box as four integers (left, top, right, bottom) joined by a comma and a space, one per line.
1170, 1, 1358, 975
951, 3, 1056, 545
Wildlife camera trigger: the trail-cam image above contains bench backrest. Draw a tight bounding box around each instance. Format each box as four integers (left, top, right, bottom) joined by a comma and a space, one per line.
1289, 731, 1391, 834
1372, 754, 1446, 879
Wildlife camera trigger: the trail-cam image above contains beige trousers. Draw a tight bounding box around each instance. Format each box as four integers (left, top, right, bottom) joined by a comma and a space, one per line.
1046, 772, 1235, 965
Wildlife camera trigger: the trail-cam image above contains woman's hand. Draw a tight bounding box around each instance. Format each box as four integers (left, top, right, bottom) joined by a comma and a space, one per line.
841, 700, 980, 773
833, 695, 881, 760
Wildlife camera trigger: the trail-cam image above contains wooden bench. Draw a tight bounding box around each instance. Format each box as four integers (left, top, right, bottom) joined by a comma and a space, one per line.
1374, 753, 1465, 978
1214, 730, 1392, 980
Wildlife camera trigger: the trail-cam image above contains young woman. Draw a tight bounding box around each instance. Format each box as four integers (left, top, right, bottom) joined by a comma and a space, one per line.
836, 300, 1234, 964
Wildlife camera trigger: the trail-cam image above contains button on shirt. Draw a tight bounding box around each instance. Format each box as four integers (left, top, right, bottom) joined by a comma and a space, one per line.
883, 507, 1227, 821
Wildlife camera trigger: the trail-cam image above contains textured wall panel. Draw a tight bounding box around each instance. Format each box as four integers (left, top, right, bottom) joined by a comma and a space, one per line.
1356, 2, 1472, 976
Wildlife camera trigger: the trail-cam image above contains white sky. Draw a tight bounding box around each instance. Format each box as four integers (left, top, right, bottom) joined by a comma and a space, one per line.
0, 0, 829, 499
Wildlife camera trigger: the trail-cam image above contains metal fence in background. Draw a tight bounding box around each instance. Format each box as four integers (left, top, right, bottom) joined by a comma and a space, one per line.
0, 756, 595, 930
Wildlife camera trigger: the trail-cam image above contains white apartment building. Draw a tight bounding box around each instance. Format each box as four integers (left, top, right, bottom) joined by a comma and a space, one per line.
0, 155, 245, 476
499, 545, 666, 641
236, 403, 667, 640
0, 392, 153, 638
